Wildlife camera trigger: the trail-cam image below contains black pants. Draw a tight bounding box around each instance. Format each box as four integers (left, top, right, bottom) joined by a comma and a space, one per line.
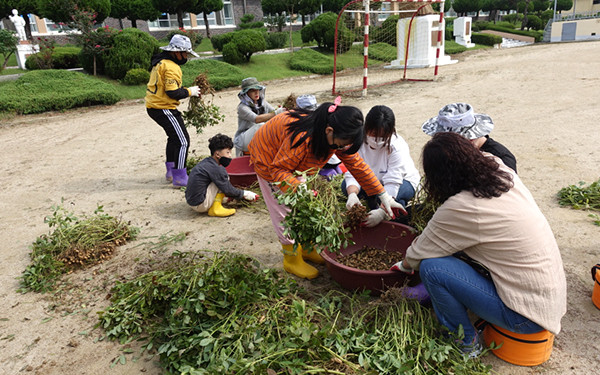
147, 108, 190, 169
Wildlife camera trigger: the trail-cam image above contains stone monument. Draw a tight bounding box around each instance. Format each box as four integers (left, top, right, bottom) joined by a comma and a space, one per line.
453, 17, 475, 48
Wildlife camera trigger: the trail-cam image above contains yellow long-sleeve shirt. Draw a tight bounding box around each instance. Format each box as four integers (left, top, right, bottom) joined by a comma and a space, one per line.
145, 58, 187, 109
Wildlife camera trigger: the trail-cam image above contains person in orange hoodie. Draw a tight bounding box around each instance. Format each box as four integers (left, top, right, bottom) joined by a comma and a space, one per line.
248, 97, 406, 279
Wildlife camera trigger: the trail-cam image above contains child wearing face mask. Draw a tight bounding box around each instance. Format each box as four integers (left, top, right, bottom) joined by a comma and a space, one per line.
343, 105, 421, 227
185, 133, 260, 217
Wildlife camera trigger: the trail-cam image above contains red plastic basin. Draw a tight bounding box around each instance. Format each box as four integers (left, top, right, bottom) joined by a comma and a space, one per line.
321, 221, 418, 295
225, 156, 257, 188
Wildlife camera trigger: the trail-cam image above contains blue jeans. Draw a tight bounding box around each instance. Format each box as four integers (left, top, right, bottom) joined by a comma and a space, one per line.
341, 180, 415, 210
419, 256, 544, 345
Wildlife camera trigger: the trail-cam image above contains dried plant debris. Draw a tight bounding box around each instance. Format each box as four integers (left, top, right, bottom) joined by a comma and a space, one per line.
336, 246, 403, 271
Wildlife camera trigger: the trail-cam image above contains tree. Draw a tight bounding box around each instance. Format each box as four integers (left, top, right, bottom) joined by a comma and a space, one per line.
556, 0, 573, 13
321, 0, 347, 14
37, 0, 111, 24
151, 0, 197, 29
0, 29, 19, 71
297, 0, 320, 27
532, 0, 550, 14
0, 0, 40, 41
518, 0, 534, 30
481, 0, 511, 23
192, 0, 223, 38
452, 0, 482, 16
261, 0, 286, 31
110, 0, 161, 29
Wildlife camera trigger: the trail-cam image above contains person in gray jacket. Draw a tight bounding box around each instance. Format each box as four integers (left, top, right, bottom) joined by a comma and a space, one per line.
186, 134, 259, 217
234, 77, 285, 156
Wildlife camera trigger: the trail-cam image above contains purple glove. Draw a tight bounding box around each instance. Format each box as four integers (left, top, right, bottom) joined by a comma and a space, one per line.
400, 283, 430, 304
319, 168, 340, 180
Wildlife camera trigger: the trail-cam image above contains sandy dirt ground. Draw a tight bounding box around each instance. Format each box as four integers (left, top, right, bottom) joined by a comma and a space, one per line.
1, 40, 600, 374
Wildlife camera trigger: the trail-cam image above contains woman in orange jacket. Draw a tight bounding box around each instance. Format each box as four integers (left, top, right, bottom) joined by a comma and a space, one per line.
248, 98, 406, 279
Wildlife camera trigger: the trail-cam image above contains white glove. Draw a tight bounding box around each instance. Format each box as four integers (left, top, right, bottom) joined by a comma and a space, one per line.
188, 86, 201, 97
243, 190, 259, 201
378, 192, 407, 218
346, 192, 361, 210
274, 107, 286, 115
363, 208, 389, 228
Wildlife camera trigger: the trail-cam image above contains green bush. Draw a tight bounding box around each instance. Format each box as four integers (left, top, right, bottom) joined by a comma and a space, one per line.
0, 70, 120, 114
526, 15, 543, 30
495, 21, 516, 29
301, 12, 353, 53
371, 15, 399, 46
180, 59, 244, 90
211, 32, 235, 52
264, 31, 287, 50
123, 68, 150, 85
222, 42, 244, 64
289, 48, 343, 75
165, 28, 203, 48
367, 42, 396, 62
502, 13, 523, 25
239, 14, 264, 29
444, 40, 467, 54
220, 29, 266, 64
26, 46, 82, 70
472, 20, 489, 32
471, 32, 503, 46
104, 28, 159, 80
481, 23, 543, 41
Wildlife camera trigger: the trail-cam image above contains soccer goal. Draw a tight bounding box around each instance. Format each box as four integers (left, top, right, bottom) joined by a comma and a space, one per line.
332, 0, 455, 97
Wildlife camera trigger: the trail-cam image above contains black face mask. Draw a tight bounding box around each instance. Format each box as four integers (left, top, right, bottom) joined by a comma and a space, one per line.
219, 156, 232, 167
174, 56, 188, 65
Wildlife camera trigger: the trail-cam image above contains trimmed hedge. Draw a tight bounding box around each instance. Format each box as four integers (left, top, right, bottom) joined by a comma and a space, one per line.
211, 32, 235, 52
123, 68, 150, 85
289, 48, 343, 75
301, 12, 354, 53
444, 40, 467, 55
0, 70, 120, 114
480, 24, 543, 42
180, 59, 244, 90
471, 33, 503, 46
367, 42, 397, 62
105, 28, 159, 80
25, 46, 82, 70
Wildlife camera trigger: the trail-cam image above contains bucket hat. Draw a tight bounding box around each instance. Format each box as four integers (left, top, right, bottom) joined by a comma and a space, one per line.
160, 34, 199, 57
239, 77, 265, 95
296, 95, 318, 110
421, 103, 494, 140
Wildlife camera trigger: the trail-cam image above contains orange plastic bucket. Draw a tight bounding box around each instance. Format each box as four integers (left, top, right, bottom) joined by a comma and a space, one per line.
483, 324, 554, 366
592, 264, 600, 309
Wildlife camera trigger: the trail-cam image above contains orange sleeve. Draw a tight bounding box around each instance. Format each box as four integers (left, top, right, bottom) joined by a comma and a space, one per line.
338, 152, 385, 196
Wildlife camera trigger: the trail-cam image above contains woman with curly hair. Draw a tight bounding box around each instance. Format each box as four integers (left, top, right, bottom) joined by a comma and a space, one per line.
392, 132, 566, 356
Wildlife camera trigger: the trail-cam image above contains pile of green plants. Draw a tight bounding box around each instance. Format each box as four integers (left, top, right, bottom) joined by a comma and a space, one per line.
19, 202, 138, 293
98, 250, 492, 374
557, 179, 600, 226
180, 58, 244, 90
25, 46, 82, 70
289, 48, 343, 75
0, 70, 120, 114
182, 73, 224, 134
278, 173, 353, 254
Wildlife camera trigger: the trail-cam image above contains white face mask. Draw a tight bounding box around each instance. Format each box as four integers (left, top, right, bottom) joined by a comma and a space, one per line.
366, 136, 386, 150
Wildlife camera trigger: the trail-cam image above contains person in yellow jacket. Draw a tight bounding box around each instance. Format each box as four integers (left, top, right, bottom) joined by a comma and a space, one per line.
146, 34, 200, 187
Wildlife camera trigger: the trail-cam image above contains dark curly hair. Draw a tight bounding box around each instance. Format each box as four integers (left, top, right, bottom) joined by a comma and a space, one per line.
208, 133, 233, 155
422, 132, 514, 204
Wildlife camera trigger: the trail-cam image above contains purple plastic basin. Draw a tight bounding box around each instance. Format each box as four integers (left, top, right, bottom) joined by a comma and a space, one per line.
321, 221, 418, 295
225, 156, 257, 188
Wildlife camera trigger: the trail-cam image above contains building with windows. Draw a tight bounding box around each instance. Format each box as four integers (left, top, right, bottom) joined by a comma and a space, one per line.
1, 0, 265, 43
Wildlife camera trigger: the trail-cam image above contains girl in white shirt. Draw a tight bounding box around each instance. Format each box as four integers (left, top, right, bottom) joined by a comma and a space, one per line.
344, 105, 420, 227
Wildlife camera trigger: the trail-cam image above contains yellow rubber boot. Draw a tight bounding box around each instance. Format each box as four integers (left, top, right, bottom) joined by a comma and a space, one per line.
300, 245, 325, 264
282, 244, 319, 279
208, 193, 236, 217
